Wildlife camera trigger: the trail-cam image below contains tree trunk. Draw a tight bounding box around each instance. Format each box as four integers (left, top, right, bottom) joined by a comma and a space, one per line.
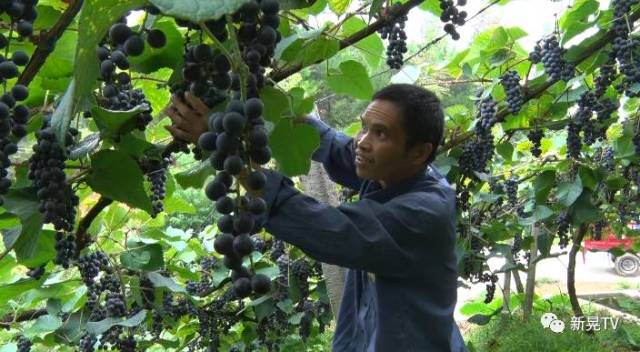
502, 255, 512, 314
299, 161, 346, 319
523, 225, 539, 320
568, 224, 588, 319
512, 265, 524, 294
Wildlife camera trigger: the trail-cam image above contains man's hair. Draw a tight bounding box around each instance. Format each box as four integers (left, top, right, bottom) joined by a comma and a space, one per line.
372, 84, 444, 165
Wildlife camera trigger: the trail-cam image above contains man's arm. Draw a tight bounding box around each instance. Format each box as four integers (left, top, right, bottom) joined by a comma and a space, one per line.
259, 168, 454, 280
303, 115, 362, 191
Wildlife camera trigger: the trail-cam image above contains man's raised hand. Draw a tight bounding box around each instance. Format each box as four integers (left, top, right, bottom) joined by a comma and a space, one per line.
164, 92, 210, 144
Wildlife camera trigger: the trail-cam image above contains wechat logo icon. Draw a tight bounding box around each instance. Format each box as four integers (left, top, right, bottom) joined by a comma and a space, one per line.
541, 312, 565, 333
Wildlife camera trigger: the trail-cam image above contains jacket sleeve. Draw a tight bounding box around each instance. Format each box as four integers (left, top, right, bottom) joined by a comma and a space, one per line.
304, 114, 362, 191
258, 168, 453, 280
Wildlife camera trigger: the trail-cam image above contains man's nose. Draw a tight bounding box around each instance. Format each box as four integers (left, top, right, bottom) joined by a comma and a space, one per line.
355, 130, 371, 151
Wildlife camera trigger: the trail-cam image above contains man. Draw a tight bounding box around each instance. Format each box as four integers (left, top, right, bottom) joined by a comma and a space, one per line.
166, 84, 468, 352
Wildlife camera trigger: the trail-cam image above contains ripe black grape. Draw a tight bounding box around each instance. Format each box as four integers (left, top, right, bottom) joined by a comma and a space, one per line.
146, 29, 167, 48
17, 335, 32, 352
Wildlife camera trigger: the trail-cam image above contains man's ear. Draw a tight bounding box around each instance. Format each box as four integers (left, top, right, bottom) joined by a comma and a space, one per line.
410, 142, 432, 165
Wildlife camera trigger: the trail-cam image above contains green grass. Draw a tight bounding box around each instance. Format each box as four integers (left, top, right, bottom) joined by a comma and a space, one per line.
464, 305, 640, 352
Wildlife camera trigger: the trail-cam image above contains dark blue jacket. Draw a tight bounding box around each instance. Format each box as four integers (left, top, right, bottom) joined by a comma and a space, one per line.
259, 116, 468, 351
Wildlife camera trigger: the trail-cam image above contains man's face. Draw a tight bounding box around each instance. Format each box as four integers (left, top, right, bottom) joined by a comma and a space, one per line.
354, 99, 429, 188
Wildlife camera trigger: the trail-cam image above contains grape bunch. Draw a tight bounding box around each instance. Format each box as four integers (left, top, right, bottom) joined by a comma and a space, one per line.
78, 251, 109, 286
298, 300, 315, 341
481, 273, 498, 304
611, 0, 640, 97
378, 4, 408, 69
145, 156, 170, 217
96, 11, 166, 130
201, 101, 273, 300
593, 220, 606, 241
439, 0, 468, 40
53, 231, 78, 269
456, 189, 470, 212
505, 177, 518, 208
170, 34, 229, 108
512, 232, 522, 262
602, 146, 615, 172
594, 55, 617, 97
79, 333, 97, 352
17, 335, 31, 352
270, 239, 285, 261
459, 92, 498, 178
557, 211, 570, 249
527, 129, 544, 157
291, 259, 312, 301
28, 127, 79, 231
500, 70, 524, 114
0, 0, 39, 205
529, 35, 575, 82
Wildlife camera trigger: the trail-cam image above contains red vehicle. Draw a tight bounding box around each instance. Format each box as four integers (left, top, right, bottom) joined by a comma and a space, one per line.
582, 221, 639, 277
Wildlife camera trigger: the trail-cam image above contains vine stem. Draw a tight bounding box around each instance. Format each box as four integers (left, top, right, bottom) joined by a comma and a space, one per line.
18, 0, 85, 87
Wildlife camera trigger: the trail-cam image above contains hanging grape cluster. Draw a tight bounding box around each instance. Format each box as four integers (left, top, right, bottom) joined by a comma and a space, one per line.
0, 0, 39, 205
611, 0, 640, 97
500, 70, 524, 114
145, 156, 171, 217
439, 0, 468, 40
202, 98, 272, 299
459, 95, 497, 178
378, 4, 408, 69
557, 211, 570, 249
529, 35, 575, 82
95, 7, 166, 130
527, 129, 544, 157
28, 127, 79, 232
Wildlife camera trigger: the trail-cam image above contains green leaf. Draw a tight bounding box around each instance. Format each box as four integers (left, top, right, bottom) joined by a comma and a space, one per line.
117, 134, 158, 159
557, 177, 583, 207
129, 19, 185, 73
301, 37, 340, 66
87, 150, 153, 213
121, 243, 164, 271
174, 160, 214, 189
24, 315, 62, 338
340, 17, 384, 68
49, 79, 75, 145
147, 272, 187, 293
369, 0, 384, 19
1, 188, 51, 266
260, 86, 290, 123
0, 278, 43, 302
328, 0, 350, 15
289, 87, 314, 116
534, 170, 556, 204
164, 197, 196, 214
86, 309, 147, 335
327, 60, 374, 100
559, 0, 599, 45
467, 313, 493, 325
269, 120, 320, 177
91, 104, 149, 140
569, 189, 600, 225
149, 0, 252, 21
